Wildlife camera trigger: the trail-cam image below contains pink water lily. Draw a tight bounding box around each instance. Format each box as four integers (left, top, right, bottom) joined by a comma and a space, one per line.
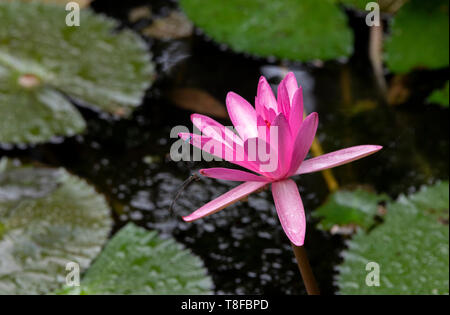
178, 72, 382, 246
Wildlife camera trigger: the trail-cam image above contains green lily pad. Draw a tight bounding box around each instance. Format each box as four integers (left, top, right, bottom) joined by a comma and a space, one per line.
385, 0, 449, 73
340, 0, 407, 13
336, 182, 449, 295
7, 0, 92, 7
0, 159, 112, 294
59, 223, 213, 295
0, 2, 154, 144
339, 0, 368, 10
313, 189, 390, 232
179, 0, 353, 61
427, 81, 449, 108
0, 64, 86, 144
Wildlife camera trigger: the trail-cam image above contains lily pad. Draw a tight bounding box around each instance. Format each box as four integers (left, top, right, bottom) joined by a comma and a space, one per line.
0, 159, 112, 294
179, 0, 353, 61
339, 0, 369, 10
336, 182, 449, 295
313, 189, 390, 232
9, 0, 92, 8
427, 81, 449, 108
384, 0, 449, 73
59, 223, 213, 295
340, 0, 407, 13
0, 2, 154, 144
0, 64, 86, 144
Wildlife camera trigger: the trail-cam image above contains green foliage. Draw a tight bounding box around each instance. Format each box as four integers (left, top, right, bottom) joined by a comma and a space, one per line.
313, 189, 390, 231
59, 223, 213, 295
180, 0, 353, 61
0, 64, 86, 144
339, 0, 408, 12
385, 0, 449, 73
337, 182, 449, 295
0, 2, 154, 144
339, 0, 368, 10
427, 81, 449, 108
0, 158, 112, 294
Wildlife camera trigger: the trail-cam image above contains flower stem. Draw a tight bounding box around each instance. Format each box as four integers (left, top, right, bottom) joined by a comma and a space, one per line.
291, 244, 320, 295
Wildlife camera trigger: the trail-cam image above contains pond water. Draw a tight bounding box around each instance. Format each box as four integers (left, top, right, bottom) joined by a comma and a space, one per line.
1, 0, 448, 294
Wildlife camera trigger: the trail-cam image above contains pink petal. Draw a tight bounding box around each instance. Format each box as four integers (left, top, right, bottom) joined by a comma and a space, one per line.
266, 107, 277, 123
243, 137, 279, 178
178, 132, 211, 148
199, 168, 270, 182
256, 76, 278, 116
271, 179, 306, 246
277, 82, 290, 117
283, 72, 299, 103
296, 145, 383, 175
287, 112, 318, 176
183, 181, 268, 222
226, 92, 258, 140
256, 114, 268, 140
271, 114, 293, 177
288, 88, 304, 136
191, 113, 243, 147
178, 132, 260, 173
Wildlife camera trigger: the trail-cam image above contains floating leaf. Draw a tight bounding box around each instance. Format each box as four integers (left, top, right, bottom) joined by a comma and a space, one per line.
11, 0, 92, 8
385, 0, 449, 73
340, 0, 407, 13
0, 159, 112, 294
179, 0, 353, 61
313, 189, 390, 233
142, 11, 194, 40
407, 181, 449, 221
0, 64, 86, 144
337, 182, 449, 295
59, 223, 213, 295
0, 2, 154, 144
339, 0, 369, 10
427, 81, 449, 108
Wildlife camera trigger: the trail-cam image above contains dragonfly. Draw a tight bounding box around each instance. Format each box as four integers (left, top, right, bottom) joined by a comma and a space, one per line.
169, 172, 201, 213
169, 135, 201, 213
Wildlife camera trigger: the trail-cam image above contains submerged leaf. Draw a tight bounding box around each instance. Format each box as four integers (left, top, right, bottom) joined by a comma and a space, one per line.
128, 5, 152, 23
0, 159, 112, 294
336, 182, 449, 295
0, 2, 154, 144
169, 88, 228, 119
385, 0, 449, 73
59, 223, 213, 295
142, 11, 194, 39
180, 0, 353, 61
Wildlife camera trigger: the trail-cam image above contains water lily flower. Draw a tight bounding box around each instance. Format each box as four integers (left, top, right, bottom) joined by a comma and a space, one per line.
179, 72, 382, 246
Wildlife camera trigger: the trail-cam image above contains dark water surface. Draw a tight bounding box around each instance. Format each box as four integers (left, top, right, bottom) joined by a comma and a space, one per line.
1, 0, 448, 294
